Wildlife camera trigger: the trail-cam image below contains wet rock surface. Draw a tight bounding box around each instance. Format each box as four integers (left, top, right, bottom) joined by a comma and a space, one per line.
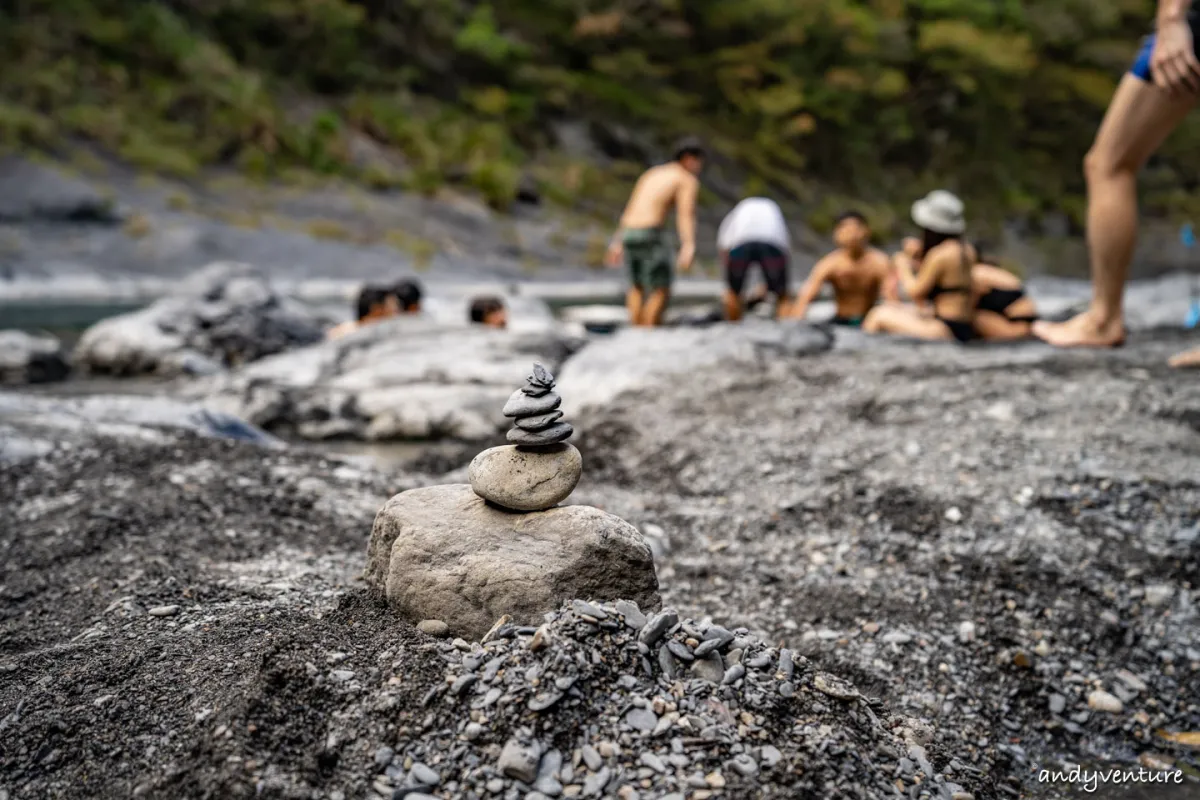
192, 318, 582, 442
73, 261, 325, 377
0, 390, 279, 464
1, 331, 1199, 799
0, 329, 69, 384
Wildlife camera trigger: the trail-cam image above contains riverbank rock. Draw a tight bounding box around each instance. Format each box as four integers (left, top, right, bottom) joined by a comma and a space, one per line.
0, 391, 279, 464
556, 320, 832, 416
0, 156, 121, 223
364, 484, 660, 639
73, 261, 324, 377
194, 318, 582, 441
0, 330, 69, 384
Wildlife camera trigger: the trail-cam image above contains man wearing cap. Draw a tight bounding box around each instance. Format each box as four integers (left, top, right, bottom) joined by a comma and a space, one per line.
1033, 0, 1200, 369
605, 138, 705, 327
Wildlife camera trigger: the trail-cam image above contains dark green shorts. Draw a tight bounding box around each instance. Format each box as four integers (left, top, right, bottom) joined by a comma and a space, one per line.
623, 228, 673, 291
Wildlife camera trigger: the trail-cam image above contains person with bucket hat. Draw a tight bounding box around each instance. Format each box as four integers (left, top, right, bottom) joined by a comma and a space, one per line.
863, 190, 979, 342
1033, 0, 1200, 364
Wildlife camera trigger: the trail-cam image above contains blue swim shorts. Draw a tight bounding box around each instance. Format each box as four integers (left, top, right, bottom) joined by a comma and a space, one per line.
1130, 15, 1200, 81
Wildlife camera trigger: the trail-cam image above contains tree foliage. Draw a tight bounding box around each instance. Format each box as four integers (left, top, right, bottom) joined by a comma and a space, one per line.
3, 0, 1192, 225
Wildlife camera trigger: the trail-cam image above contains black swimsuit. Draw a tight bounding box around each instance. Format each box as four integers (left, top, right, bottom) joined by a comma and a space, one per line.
925, 248, 977, 343
977, 287, 1037, 323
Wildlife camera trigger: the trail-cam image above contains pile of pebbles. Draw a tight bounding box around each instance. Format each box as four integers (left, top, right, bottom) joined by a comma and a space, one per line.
503, 363, 572, 447
373, 600, 993, 800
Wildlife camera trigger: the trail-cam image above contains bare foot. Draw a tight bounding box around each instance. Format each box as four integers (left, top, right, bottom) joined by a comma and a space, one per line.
1169, 347, 1200, 368
1032, 311, 1125, 348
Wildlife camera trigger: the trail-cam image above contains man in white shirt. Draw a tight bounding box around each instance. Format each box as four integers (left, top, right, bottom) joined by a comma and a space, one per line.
717, 197, 792, 320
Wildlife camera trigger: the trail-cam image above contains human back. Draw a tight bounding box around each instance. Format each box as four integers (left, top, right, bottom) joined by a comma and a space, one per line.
919, 230, 977, 323
619, 162, 697, 230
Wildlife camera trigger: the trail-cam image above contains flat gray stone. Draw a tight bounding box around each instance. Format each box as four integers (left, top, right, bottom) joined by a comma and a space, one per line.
514, 410, 564, 430
507, 422, 573, 446
503, 388, 561, 417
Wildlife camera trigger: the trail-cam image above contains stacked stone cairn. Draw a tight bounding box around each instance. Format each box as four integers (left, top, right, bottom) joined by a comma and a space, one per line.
468, 362, 582, 511
365, 362, 660, 640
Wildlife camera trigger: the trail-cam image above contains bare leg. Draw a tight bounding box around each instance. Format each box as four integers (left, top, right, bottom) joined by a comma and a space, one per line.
1035, 75, 1195, 347
723, 288, 743, 321
626, 286, 644, 326
973, 310, 1034, 342
774, 294, 793, 320
1169, 347, 1200, 368
863, 304, 953, 340
642, 288, 670, 326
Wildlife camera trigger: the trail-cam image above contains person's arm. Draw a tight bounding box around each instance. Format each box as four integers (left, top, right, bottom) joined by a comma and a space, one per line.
895, 250, 940, 300
790, 256, 833, 319
1153, 0, 1199, 92
605, 216, 627, 268
675, 176, 699, 271
875, 251, 901, 303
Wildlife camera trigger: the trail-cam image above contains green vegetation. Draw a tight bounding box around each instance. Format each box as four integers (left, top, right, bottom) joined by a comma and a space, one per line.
2, 0, 1194, 230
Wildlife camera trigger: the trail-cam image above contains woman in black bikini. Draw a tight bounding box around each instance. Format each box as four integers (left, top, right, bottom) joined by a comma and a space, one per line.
863, 190, 978, 342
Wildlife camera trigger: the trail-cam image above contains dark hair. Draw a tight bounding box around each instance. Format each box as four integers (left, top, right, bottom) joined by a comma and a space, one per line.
355, 285, 390, 321
921, 227, 960, 256
672, 136, 706, 162
392, 279, 423, 311
834, 210, 868, 227
469, 295, 505, 324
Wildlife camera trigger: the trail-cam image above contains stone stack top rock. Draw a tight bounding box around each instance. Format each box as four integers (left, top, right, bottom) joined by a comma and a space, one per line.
503, 362, 573, 447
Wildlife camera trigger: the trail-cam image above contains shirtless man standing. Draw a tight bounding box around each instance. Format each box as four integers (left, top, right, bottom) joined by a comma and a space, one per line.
790, 211, 894, 326
1033, 0, 1200, 368
605, 138, 704, 326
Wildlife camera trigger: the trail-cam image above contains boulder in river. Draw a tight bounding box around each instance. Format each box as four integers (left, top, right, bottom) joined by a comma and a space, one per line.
193, 317, 582, 441
73, 261, 325, 377
0, 330, 69, 384
364, 484, 660, 639
555, 320, 832, 417
0, 390, 280, 464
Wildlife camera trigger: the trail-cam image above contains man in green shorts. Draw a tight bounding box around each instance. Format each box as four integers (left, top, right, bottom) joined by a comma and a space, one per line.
605, 138, 704, 326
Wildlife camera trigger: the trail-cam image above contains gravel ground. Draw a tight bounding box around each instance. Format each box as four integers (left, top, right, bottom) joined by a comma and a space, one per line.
2, 329, 1199, 799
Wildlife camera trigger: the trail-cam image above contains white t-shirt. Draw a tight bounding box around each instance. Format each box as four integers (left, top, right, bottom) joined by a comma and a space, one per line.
717, 197, 790, 252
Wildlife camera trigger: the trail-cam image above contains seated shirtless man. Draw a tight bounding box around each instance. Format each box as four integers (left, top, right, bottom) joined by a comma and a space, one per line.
790, 211, 893, 326
605, 138, 704, 326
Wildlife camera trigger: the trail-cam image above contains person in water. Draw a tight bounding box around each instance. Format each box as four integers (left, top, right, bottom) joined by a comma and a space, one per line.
392, 279, 423, 314
605, 137, 704, 327
969, 245, 1039, 340
469, 295, 508, 329
791, 211, 894, 327
863, 191, 978, 342
717, 197, 792, 320
327, 284, 400, 339
1034, 0, 1200, 367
